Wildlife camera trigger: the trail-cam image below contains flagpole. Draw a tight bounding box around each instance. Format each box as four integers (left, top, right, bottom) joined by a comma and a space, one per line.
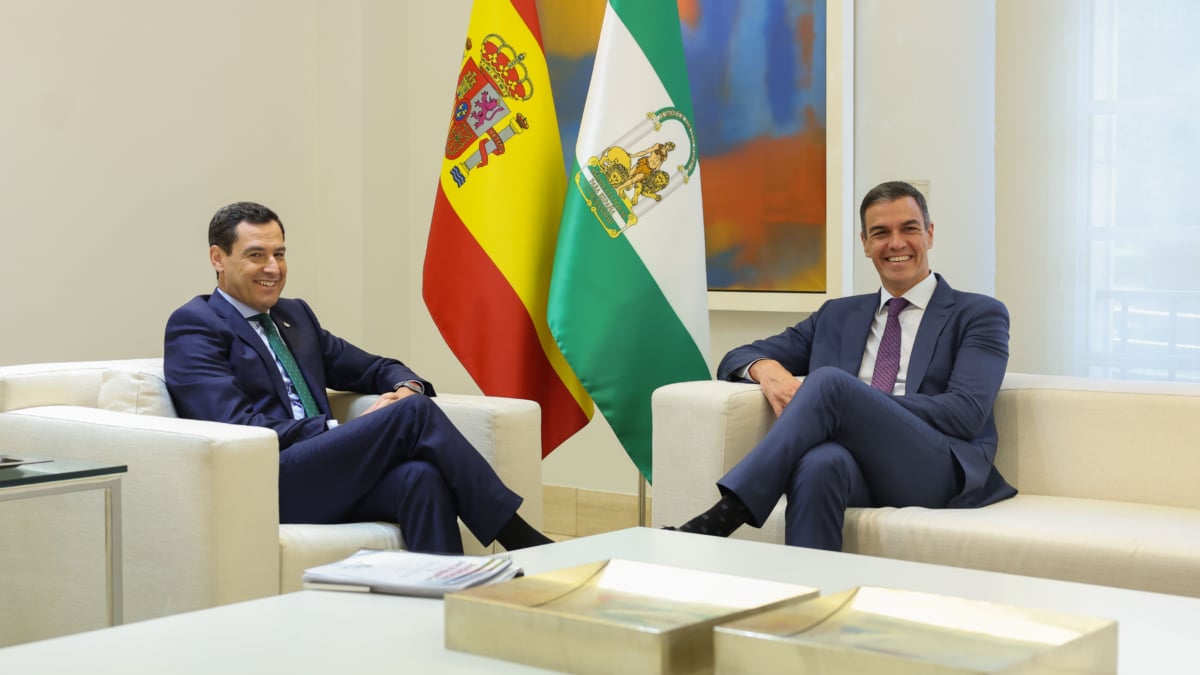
638, 472, 647, 526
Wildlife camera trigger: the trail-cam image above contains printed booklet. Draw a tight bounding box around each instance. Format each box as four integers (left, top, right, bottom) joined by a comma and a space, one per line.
302, 548, 522, 598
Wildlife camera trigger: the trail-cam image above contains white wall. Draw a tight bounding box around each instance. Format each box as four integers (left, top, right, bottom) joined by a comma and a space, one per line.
854, 0, 996, 297
2, 0, 1007, 497
0, 1, 414, 362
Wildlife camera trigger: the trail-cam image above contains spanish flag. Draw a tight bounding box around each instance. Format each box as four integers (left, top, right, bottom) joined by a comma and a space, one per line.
423, 0, 592, 455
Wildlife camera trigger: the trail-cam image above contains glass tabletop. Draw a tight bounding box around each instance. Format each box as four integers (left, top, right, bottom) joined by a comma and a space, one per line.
0, 455, 128, 489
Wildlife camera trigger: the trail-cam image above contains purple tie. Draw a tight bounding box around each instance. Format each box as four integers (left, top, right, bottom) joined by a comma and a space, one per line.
870, 297, 910, 393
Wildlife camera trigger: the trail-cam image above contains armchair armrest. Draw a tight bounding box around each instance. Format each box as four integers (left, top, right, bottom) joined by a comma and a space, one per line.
325, 390, 378, 423
651, 381, 775, 531
0, 406, 280, 628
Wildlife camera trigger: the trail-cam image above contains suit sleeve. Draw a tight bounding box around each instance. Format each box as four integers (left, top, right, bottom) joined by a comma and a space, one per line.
717, 308, 819, 381
893, 297, 1010, 440
164, 303, 327, 449
295, 299, 437, 397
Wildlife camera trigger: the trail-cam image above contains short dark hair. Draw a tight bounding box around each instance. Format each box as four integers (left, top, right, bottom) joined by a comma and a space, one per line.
859, 181, 930, 236
208, 201, 284, 253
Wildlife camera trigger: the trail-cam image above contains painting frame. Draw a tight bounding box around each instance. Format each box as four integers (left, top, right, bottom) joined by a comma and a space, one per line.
707, 0, 854, 312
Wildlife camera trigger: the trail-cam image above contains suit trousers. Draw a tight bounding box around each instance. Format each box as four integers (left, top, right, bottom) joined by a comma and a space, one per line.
276, 394, 522, 554
718, 367, 961, 551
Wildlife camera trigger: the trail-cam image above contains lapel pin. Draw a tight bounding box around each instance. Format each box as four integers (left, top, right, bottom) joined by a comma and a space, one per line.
283, 321, 291, 328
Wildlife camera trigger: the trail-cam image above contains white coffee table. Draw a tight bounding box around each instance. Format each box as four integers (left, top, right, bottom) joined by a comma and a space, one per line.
0, 527, 1196, 673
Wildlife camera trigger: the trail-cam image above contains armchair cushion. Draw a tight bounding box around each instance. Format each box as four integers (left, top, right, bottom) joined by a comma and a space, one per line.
97, 360, 176, 417
0, 360, 108, 411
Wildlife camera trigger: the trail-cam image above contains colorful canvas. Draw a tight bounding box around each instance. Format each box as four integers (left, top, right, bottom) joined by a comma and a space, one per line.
540, 0, 828, 292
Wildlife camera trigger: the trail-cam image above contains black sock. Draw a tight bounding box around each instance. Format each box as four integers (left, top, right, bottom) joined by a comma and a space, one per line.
495, 513, 553, 551
675, 492, 752, 537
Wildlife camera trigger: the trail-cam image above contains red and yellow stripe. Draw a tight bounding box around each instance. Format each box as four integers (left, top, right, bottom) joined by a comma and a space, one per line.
423, 0, 592, 455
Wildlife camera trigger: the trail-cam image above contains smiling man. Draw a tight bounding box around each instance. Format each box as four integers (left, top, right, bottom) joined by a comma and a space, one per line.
668, 181, 1017, 550
164, 202, 551, 554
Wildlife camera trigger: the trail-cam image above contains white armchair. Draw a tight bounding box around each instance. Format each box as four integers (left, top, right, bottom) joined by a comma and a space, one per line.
0, 359, 542, 645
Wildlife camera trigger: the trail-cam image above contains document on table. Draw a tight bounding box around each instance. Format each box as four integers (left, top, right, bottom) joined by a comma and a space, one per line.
302, 549, 523, 598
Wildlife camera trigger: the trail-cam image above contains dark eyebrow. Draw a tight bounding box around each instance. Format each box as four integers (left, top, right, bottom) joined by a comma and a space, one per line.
868, 219, 922, 234
242, 245, 285, 254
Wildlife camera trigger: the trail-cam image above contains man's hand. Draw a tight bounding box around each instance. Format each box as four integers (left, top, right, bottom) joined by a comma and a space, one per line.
749, 359, 801, 417
359, 388, 417, 416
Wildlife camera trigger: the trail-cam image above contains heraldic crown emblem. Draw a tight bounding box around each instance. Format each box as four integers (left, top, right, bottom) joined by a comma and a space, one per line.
478, 33, 532, 101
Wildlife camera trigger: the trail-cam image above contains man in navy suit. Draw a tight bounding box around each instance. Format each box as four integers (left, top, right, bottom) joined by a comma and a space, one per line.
672, 181, 1016, 550
164, 201, 550, 554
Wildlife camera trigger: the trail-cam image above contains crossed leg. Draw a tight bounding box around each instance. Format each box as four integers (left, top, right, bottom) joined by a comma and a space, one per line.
680, 367, 960, 550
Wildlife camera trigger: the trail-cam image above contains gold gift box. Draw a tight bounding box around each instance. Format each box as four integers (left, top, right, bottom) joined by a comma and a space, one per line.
444, 558, 818, 675
715, 586, 1117, 674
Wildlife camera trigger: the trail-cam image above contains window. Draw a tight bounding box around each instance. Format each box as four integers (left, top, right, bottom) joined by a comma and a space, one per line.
1081, 0, 1200, 381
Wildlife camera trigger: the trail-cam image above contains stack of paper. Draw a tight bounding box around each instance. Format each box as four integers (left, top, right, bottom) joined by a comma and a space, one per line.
302, 549, 521, 598
444, 558, 817, 675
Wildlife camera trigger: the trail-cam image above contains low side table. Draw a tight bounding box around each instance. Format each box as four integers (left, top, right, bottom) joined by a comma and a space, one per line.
0, 457, 128, 626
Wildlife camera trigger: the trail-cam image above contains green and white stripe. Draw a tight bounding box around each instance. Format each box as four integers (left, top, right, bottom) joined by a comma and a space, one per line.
548, 0, 711, 483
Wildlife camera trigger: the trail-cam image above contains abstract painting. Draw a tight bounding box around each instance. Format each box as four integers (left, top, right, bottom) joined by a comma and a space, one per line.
539, 0, 830, 294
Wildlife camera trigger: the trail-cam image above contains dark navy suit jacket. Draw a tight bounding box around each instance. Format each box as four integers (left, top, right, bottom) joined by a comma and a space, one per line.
718, 274, 1016, 508
164, 291, 432, 451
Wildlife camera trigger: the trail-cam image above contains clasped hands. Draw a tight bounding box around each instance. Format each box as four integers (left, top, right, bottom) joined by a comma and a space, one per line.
359, 387, 419, 416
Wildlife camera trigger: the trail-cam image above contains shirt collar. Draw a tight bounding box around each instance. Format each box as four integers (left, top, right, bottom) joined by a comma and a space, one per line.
877, 271, 938, 312
216, 288, 264, 320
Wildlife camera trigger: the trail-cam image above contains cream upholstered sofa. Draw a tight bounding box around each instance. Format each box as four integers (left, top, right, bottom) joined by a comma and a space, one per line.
652, 373, 1200, 598
0, 358, 541, 645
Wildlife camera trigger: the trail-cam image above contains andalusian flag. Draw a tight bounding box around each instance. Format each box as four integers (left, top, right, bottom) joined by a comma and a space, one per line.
424, 0, 592, 455
548, 0, 712, 482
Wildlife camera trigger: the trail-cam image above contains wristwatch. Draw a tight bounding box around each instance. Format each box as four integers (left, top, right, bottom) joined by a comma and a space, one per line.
394, 380, 425, 395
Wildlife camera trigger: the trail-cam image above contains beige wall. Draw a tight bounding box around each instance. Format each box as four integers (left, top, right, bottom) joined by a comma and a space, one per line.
855, 0, 996, 297
995, 0, 1086, 376
1, 1, 376, 359
2, 0, 1013, 497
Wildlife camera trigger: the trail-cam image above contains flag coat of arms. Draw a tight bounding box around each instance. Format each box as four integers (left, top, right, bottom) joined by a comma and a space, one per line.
424, 0, 592, 455
548, 0, 713, 482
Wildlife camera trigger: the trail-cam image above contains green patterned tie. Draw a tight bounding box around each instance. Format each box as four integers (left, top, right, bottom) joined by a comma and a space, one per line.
250, 313, 319, 417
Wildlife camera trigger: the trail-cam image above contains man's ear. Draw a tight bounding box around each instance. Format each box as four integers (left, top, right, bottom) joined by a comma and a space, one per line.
209, 245, 225, 274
